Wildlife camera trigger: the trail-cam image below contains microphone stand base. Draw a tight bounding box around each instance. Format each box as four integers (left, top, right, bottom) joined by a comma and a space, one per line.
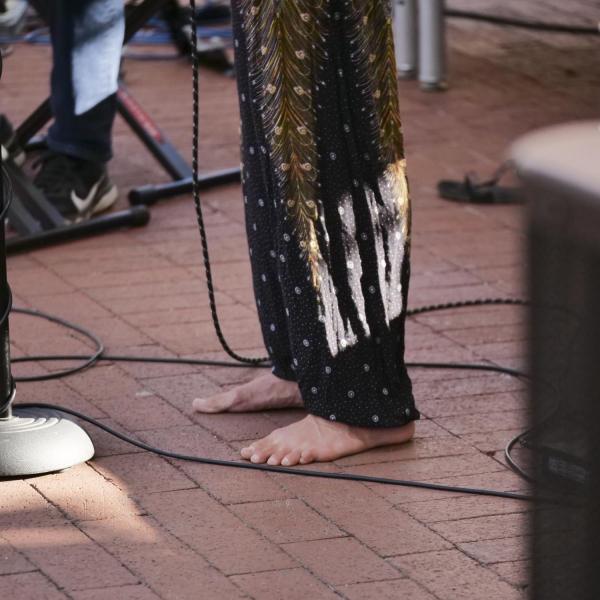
0, 407, 94, 477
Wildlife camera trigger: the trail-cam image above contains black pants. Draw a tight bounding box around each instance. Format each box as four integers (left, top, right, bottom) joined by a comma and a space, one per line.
231, 1, 419, 428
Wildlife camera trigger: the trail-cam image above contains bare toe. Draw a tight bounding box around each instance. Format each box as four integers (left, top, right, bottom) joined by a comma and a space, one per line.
193, 398, 218, 414
300, 449, 315, 465
192, 374, 302, 414
193, 390, 235, 414
266, 448, 289, 466
250, 449, 270, 464
247, 438, 274, 464
281, 450, 301, 466
240, 414, 415, 467
240, 445, 255, 460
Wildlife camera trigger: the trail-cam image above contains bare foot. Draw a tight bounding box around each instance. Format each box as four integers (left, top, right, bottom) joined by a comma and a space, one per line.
240, 414, 415, 466
192, 373, 303, 413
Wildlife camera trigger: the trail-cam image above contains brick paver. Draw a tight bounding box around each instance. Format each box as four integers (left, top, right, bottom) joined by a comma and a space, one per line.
1, 1, 598, 597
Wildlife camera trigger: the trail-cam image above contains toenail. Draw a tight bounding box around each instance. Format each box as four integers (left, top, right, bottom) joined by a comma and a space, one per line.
282, 458, 290, 466
251, 454, 260, 463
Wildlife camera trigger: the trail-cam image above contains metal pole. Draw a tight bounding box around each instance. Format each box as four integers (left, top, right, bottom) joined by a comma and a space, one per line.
418, 0, 447, 91
0, 166, 13, 420
393, 0, 418, 79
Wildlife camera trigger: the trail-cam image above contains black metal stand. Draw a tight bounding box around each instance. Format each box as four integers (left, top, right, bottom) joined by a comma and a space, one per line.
3, 156, 151, 255
0, 111, 94, 477
0, 170, 13, 421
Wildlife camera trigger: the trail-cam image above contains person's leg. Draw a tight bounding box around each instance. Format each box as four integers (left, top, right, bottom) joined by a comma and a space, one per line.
45, 0, 118, 163
194, 0, 304, 414
32, 0, 122, 219
195, 1, 418, 464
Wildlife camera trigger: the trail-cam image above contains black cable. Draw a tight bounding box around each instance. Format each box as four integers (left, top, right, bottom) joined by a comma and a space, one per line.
7, 301, 535, 500
10, 307, 104, 381
188, 0, 267, 367
446, 9, 600, 36
15, 401, 531, 500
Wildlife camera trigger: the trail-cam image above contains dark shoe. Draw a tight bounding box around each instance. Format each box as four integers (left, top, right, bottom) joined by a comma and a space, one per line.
33, 151, 118, 220
437, 162, 523, 205
0, 114, 25, 166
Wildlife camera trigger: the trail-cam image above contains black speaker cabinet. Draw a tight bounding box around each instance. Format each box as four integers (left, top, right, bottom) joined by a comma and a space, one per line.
513, 121, 600, 600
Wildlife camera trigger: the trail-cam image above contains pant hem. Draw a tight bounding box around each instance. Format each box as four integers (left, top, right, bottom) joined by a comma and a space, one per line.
46, 137, 112, 164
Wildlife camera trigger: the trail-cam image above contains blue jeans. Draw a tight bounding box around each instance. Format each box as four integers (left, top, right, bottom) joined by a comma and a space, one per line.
45, 0, 124, 163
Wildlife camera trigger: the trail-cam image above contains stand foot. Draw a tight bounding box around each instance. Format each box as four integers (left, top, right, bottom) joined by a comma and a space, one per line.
397, 68, 417, 80
420, 80, 448, 92
0, 407, 94, 477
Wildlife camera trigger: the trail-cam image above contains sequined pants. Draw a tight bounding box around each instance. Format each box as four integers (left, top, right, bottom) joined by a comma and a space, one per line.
231, 1, 419, 428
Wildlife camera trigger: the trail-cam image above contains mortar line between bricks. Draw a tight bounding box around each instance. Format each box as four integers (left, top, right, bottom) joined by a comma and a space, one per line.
421, 505, 531, 526
226, 567, 350, 600
0, 532, 39, 577
38, 568, 76, 600
442, 531, 534, 546
416, 395, 528, 413
86, 459, 199, 498
391, 487, 532, 508
424, 406, 522, 475
266, 472, 421, 582
39, 239, 198, 331
419, 309, 527, 377
83, 399, 337, 600
330, 446, 480, 469
25, 481, 165, 600
144, 483, 204, 495
0, 567, 38, 577
139, 449, 352, 597
83, 507, 251, 600
459, 541, 532, 569
1, 504, 74, 600
466, 542, 532, 569
459, 548, 531, 593
0, 528, 76, 600
395, 491, 513, 551
67, 581, 157, 594
394, 574, 445, 600
117, 396, 362, 600
387, 508, 528, 594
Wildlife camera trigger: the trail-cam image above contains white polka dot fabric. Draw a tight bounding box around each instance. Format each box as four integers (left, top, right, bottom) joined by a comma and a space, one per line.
230, 1, 419, 427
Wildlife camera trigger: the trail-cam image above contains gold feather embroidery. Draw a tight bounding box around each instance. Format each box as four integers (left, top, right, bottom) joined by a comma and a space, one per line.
240, 1, 327, 288
347, 1, 410, 232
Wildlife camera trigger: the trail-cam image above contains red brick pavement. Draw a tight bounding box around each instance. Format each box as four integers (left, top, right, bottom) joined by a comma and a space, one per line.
1, 2, 599, 598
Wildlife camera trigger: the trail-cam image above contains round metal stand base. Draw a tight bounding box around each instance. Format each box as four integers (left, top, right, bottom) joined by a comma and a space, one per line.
397, 68, 417, 80
0, 407, 94, 477
420, 80, 448, 92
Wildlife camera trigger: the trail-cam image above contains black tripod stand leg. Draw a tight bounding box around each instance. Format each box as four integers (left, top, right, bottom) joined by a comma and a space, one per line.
117, 85, 193, 181
128, 167, 241, 206
4, 159, 65, 231
14, 99, 52, 147
6, 206, 150, 255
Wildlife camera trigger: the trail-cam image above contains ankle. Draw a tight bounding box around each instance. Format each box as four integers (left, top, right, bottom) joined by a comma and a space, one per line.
361, 419, 415, 445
